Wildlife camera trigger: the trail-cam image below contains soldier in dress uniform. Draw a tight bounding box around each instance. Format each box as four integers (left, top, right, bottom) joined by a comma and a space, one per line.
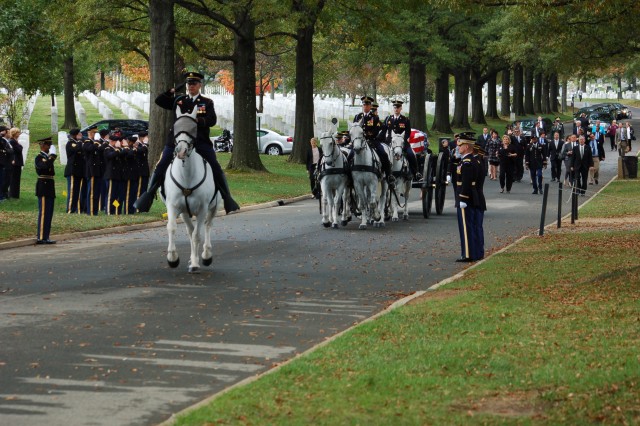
473, 143, 487, 261
136, 130, 150, 200
65, 128, 87, 213
122, 135, 139, 214
83, 125, 106, 215
371, 102, 379, 117
103, 133, 124, 215
134, 71, 239, 214
378, 100, 421, 181
454, 133, 481, 262
351, 95, 394, 186
35, 137, 57, 244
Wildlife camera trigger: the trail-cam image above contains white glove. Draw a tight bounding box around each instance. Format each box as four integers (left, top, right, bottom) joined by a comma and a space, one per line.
49, 145, 57, 155
115, 141, 121, 148
446, 175, 451, 184
459, 201, 467, 209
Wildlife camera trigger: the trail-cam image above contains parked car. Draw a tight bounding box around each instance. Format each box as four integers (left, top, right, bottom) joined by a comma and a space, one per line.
610, 102, 632, 119
584, 112, 613, 132
257, 128, 293, 155
510, 117, 553, 138
81, 119, 148, 138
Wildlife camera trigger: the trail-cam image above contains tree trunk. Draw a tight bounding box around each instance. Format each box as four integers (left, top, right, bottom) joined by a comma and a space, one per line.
524, 66, 534, 115
228, 12, 266, 172
513, 64, 524, 116
431, 68, 452, 134
62, 55, 78, 129
542, 74, 551, 114
501, 69, 510, 117
617, 75, 622, 99
580, 78, 587, 92
148, 0, 176, 167
51, 93, 55, 107
290, 24, 316, 164
409, 58, 427, 131
100, 70, 105, 93
550, 73, 559, 112
450, 68, 470, 129
470, 68, 486, 125
486, 72, 498, 119
533, 71, 542, 113
561, 78, 568, 113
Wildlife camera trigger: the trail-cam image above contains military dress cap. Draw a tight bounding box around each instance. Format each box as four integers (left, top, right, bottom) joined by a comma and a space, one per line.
530, 135, 539, 141
372, 102, 379, 109
37, 136, 53, 145
99, 129, 110, 137
455, 132, 476, 145
69, 128, 81, 136
473, 143, 486, 155
87, 124, 98, 131
184, 71, 204, 82
108, 132, 120, 141
391, 100, 404, 107
360, 96, 374, 104
138, 130, 148, 137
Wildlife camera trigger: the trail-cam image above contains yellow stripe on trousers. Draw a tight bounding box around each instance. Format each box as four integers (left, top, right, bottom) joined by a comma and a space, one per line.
67, 176, 74, 213
39, 196, 46, 239
89, 177, 94, 215
107, 181, 112, 216
461, 208, 470, 259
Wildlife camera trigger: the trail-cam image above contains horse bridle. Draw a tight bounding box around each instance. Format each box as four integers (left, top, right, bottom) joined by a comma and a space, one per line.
320, 135, 339, 165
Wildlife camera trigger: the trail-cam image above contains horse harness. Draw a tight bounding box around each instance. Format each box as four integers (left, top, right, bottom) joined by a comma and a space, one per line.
169, 156, 219, 217
351, 142, 382, 178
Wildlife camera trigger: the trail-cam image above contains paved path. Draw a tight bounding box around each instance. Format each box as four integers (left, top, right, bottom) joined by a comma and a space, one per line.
0, 110, 636, 425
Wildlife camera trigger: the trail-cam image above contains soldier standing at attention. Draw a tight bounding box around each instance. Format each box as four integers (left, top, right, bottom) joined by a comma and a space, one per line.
65, 129, 87, 213
83, 125, 105, 216
378, 100, 421, 181
454, 133, 481, 263
134, 71, 239, 214
136, 130, 150, 199
35, 137, 57, 244
103, 133, 124, 215
351, 96, 395, 187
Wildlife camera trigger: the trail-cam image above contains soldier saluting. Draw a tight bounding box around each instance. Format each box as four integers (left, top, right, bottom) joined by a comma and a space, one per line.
378, 100, 421, 181
350, 96, 395, 187
35, 137, 57, 244
134, 71, 239, 214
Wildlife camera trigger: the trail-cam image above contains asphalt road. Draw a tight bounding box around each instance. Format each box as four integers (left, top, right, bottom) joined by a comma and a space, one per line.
0, 113, 634, 425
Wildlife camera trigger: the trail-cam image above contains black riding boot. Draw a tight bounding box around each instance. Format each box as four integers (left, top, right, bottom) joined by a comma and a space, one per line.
133, 169, 163, 212
380, 154, 395, 188
215, 173, 240, 214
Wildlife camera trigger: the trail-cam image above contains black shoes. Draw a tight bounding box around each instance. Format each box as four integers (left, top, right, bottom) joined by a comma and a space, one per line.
532, 190, 538, 194
455, 257, 474, 263
595, 179, 598, 184
36, 239, 56, 245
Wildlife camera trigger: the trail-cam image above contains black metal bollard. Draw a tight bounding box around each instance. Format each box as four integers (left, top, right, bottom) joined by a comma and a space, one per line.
539, 183, 550, 236
557, 180, 562, 228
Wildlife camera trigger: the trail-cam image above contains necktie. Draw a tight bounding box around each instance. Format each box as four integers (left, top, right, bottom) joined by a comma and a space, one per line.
581, 146, 584, 158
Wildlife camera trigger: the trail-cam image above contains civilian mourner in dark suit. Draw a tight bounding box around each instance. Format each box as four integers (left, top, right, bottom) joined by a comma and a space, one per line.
35, 137, 57, 244
306, 137, 323, 199
8, 128, 24, 198
548, 132, 564, 182
570, 136, 594, 196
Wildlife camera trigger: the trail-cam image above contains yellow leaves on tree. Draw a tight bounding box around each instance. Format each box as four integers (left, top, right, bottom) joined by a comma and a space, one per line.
120, 53, 150, 83
217, 69, 234, 94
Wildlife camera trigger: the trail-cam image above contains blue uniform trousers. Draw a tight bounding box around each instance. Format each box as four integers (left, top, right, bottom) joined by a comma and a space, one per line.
86, 176, 104, 216
122, 178, 138, 214
66, 176, 87, 213
457, 206, 477, 260
37, 196, 55, 241
472, 209, 485, 261
104, 179, 124, 215
530, 167, 543, 192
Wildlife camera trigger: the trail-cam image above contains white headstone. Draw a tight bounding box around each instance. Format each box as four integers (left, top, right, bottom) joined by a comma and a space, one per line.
57, 131, 68, 165
51, 106, 58, 133
18, 130, 30, 165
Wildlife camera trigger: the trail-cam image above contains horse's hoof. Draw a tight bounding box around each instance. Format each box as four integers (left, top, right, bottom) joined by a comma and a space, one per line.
392, 217, 399, 222
379, 222, 386, 228
367, 219, 373, 225
340, 220, 348, 227
403, 215, 409, 221
332, 223, 339, 229
346, 216, 352, 222
202, 257, 212, 266
168, 258, 180, 268
322, 222, 331, 228
359, 224, 367, 230
188, 266, 200, 274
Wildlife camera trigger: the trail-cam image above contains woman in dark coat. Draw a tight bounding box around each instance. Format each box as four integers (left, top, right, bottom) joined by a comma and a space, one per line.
497, 135, 517, 193
8, 128, 24, 198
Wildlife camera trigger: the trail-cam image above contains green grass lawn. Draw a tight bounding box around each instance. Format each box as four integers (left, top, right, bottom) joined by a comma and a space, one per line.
172, 181, 640, 426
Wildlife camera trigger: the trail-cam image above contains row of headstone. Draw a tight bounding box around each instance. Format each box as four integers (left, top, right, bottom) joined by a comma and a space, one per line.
82, 92, 113, 120
116, 91, 150, 115
75, 100, 88, 128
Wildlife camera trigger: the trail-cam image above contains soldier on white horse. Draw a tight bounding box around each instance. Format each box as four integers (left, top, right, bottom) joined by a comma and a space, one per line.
163, 107, 222, 273
349, 123, 389, 229
318, 128, 350, 228
389, 131, 412, 221
379, 100, 422, 181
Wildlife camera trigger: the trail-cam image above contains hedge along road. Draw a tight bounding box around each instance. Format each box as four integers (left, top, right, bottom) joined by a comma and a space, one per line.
0, 126, 630, 425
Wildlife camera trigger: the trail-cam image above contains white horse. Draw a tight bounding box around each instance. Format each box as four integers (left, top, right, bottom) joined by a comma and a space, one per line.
162, 107, 222, 273
318, 131, 350, 228
349, 123, 389, 229
389, 131, 412, 221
